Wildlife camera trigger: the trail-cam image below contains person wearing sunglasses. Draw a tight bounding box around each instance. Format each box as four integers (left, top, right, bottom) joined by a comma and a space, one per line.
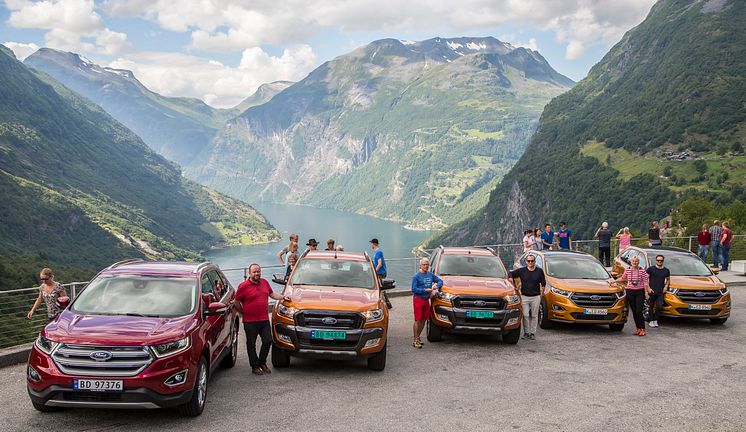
645, 255, 670, 328
27, 268, 67, 321
510, 256, 546, 340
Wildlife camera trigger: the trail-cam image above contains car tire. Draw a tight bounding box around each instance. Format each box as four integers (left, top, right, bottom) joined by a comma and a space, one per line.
367, 344, 386, 371
219, 321, 238, 369
501, 328, 521, 344
31, 401, 60, 413
271, 344, 291, 368
178, 357, 208, 417
710, 317, 728, 325
426, 319, 443, 342
609, 323, 625, 332
538, 300, 553, 329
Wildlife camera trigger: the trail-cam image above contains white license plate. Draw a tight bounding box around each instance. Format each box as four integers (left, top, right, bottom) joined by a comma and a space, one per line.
73, 379, 123, 392
584, 308, 608, 315
689, 304, 712, 311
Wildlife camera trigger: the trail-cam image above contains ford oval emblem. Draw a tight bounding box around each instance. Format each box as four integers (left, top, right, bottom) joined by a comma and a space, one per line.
474, 300, 487, 307
321, 317, 338, 325
89, 351, 113, 362
590, 295, 602, 301
695, 291, 706, 297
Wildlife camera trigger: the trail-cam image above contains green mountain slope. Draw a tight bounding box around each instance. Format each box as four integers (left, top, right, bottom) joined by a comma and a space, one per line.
431, 0, 745, 246
24, 48, 238, 167
188, 37, 573, 229
233, 81, 293, 113
0, 45, 279, 271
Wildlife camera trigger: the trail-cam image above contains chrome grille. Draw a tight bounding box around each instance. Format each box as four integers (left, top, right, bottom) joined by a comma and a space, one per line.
676, 290, 721, 304
52, 344, 153, 377
295, 311, 363, 329
570, 292, 617, 308
452, 296, 506, 310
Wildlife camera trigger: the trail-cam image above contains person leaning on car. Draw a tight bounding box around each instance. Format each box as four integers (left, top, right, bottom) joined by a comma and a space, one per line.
234, 263, 287, 375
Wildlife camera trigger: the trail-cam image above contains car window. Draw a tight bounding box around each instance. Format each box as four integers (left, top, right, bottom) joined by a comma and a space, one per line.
438, 254, 507, 278
533, 254, 543, 269
289, 259, 376, 289
544, 256, 609, 279
201, 273, 215, 297
659, 252, 712, 276
206, 270, 227, 299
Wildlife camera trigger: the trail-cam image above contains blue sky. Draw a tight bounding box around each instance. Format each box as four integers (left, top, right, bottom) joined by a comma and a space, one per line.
0, 0, 656, 108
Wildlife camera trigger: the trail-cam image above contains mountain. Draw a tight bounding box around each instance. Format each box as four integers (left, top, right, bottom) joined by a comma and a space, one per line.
0, 44, 279, 271
187, 37, 573, 229
233, 81, 294, 112
431, 0, 746, 246
24, 48, 238, 167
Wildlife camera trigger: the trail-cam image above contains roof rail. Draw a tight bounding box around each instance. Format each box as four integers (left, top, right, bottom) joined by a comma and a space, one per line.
486, 247, 497, 256
363, 251, 371, 261
108, 258, 144, 269
301, 248, 311, 259
195, 261, 212, 273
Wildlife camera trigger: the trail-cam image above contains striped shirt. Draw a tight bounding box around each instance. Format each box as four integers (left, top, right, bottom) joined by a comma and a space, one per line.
618, 266, 649, 290
709, 225, 722, 244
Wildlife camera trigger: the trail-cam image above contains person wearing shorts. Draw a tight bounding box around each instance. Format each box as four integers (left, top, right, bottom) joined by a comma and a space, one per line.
411, 258, 443, 348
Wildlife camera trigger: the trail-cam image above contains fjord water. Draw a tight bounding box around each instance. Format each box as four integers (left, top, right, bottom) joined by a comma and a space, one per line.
203, 203, 433, 291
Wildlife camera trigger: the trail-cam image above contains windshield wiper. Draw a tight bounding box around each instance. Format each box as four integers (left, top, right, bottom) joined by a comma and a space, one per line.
123, 313, 160, 317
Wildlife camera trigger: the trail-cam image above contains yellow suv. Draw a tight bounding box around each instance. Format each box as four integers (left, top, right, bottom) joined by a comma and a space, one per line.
427, 247, 522, 344
515, 250, 627, 331
270, 250, 394, 371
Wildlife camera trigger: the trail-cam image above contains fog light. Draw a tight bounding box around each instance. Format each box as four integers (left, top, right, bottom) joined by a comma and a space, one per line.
278, 334, 292, 343
552, 305, 565, 311
507, 317, 519, 326
28, 365, 41, 382
436, 314, 449, 321
364, 338, 381, 347
164, 369, 188, 387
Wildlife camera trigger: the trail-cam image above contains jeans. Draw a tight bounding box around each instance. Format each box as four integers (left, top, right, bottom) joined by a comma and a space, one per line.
598, 247, 611, 267
627, 289, 645, 329
711, 241, 721, 267
648, 292, 663, 321
697, 244, 709, 262
720, 245, 731, 271
243, 321, 272, 368
521, 295, 541, 335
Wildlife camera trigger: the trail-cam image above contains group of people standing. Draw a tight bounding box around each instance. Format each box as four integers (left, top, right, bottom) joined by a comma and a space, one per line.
697, 220, 735, 271
522, 222, 573, 252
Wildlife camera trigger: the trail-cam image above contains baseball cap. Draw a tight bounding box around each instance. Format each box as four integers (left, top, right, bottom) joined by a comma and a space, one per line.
369, 238, 379, 244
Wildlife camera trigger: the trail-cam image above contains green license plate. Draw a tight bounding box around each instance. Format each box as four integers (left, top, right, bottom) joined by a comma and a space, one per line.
466, 310, 494, 319
311, 330, 347, 340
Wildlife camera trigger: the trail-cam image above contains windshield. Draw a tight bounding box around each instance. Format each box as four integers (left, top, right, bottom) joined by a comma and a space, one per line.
438, 254, 507, 278
657, 252, 712, 276
545, 256, 610, 279
72, 275, 197, 317
290, 259, 376, 289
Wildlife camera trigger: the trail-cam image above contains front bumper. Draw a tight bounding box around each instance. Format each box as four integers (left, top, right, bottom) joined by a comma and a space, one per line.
545, 295, 627, 324
660, 293, 731, 318
430, 305, 521, 334
273, 323, 385, 359
28, 384, 192, 409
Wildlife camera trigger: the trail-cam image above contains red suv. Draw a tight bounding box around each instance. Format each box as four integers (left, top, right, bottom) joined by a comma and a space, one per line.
26, 260, 239, 416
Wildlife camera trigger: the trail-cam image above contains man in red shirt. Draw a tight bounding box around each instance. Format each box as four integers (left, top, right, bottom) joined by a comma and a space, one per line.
235, 263, 286, 375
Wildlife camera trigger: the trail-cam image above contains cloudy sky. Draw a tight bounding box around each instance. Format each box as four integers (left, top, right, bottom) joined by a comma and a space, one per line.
1, 0, 656, 108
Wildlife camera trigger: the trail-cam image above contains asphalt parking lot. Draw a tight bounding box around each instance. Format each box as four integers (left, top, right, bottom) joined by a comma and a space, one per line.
1, 291, 744, 432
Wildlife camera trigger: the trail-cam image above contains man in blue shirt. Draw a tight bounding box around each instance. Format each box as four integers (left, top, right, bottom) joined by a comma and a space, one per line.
541, 224, 554, 250
557, 222, 572, 250
411, 258, 443, 348
371, 238, 392, 309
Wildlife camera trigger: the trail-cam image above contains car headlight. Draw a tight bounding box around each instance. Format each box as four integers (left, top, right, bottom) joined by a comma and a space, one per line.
550, 286, 572, 298
504, 294, 520, 305
615, 290, 626, 299
667, 288, 679, 295
362, 309, 383, 322
152, 336, 190, 358
278, 304, 298, 318
35, 335, 59, 355
720, 287, 729, 296
437, 291, 455, 301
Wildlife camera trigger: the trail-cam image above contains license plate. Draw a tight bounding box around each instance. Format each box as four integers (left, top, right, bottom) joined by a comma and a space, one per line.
584, 308, 609, 315
73, 379, 123, 392
311, 330, 346, 340
689, 304, 712, 310
466, 310, 494, 319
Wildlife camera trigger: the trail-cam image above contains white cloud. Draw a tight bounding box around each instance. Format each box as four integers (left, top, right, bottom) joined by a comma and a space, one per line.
499, 34, 539, 52
108, 45, 316, 108
3, 41, 40, 60
6, 0, 127, 55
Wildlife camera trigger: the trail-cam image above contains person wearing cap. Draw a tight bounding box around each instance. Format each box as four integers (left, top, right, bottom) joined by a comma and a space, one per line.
306, 238, 319, 251
411, 258, 442, 348
325, 239, 336, 251
370, 238, 393, 309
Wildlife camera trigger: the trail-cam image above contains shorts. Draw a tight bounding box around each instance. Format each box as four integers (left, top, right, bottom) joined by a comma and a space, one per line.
413, 296, 431, 321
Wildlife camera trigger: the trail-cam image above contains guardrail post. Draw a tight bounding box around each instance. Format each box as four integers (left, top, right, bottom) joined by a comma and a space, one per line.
688, 236, 693, 253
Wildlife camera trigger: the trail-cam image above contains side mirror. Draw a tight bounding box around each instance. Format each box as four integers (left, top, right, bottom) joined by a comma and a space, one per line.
205, 302, 227, 316
380, 279, 396, 290
272, 273, 288, 285
57, 296, 70, 309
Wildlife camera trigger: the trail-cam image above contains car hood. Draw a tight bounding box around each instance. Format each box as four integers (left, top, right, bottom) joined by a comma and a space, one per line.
44, 310, 196, 346
550, 278, 619, 292
440, 276, 515, 296
284, 285, 380, 311
670, 275, 724, 290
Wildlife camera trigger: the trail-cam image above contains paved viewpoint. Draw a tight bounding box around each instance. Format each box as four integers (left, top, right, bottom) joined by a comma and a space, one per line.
1, 290, 745, 432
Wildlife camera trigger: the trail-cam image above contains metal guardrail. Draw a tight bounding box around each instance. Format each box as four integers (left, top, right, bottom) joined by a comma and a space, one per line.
1, 235, 742, 350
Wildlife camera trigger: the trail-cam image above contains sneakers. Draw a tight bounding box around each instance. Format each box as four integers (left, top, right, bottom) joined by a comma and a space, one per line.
521, 333, 529, 340
649, 320, 659, 328
412, 339, 423, 349
529, 333, 536, 340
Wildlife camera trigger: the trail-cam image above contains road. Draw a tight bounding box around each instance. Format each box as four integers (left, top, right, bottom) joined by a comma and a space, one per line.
1, 292, 744, 432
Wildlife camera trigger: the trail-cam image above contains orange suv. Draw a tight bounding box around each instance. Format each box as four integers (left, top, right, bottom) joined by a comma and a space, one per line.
611, 246, 730, 324
270, 250, 394, 370
427, 247, 522, 344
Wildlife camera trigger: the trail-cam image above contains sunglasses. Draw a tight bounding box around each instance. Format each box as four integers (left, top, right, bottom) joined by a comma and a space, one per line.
526, 260, 536, 263
656, 259, 664, 262
40, 277, 51, 281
